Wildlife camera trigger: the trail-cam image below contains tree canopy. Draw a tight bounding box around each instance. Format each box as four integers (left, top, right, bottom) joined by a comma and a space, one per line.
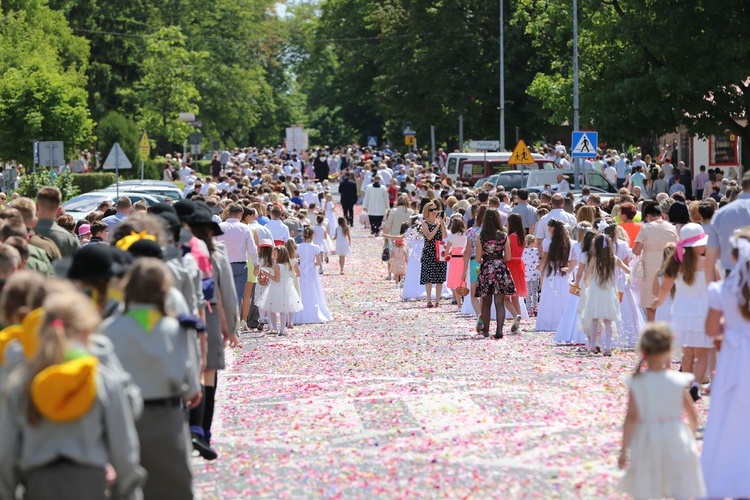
0, 0, 747, 167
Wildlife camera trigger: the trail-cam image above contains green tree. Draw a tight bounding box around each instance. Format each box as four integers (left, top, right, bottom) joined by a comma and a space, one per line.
121, 26, 205, 150
516, 0, 750, 168
0, 4, 92, 161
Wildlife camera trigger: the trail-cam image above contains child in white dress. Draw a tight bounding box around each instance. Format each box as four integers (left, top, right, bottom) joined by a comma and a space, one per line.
284, 239, 302, 330
325, 193, 337, 236
313, 214, 330, 274
522, 235, 540, 315
293, 227, 332, 324
536, 219, 571, 331
554, 224, 593, 345
254, 240, 275, 329
333, 216, 351, 274
580, 233, 629, 356
701, 228, 750, 498
605, 222, 645, 349
258, 246, 303, 335
653, 223, 711, 401
618, 323, 705, 499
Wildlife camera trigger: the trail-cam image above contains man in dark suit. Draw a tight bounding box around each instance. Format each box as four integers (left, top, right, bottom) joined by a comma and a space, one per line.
338, 170, 358, 226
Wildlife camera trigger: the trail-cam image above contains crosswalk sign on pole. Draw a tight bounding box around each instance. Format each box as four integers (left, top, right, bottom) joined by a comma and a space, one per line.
508, 140, 535, 165
367, 136, 378, 148
571, 131, 597, 158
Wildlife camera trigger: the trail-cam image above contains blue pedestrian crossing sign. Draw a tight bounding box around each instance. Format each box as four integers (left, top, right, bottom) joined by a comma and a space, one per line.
571, 131, 597, 158
367, 136, 378, 148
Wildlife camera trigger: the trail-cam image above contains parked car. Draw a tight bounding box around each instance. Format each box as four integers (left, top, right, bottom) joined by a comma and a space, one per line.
62, 191, 164, 221
494, 169, 618, 194
104, 183, 183, 200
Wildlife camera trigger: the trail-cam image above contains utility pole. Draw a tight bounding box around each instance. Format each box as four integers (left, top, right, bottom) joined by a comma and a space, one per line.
572, 0, 581, 189
499, 0, 505, 151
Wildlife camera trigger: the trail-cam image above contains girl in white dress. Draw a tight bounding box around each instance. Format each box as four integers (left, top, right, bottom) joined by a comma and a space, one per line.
536, 219, 572, 331
254, 241, 275, 328
325, 193, 337, 236
313, 214, 330, 273
333, 217, 351, 274
604, 222, 645, 349
554, 224, 593, 345
293, 227, 332, 324
258, 246, 303, 335
617, 323, 705, 499
284, 239, 302, 330
653, 223, 711, 401
702, 228, 750, 498
580, 233, 629, 356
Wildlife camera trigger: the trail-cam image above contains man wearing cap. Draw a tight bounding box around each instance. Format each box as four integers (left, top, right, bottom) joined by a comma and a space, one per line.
102, 197, 132, 231
35, 187, 79, 257
706, 171, 750, 281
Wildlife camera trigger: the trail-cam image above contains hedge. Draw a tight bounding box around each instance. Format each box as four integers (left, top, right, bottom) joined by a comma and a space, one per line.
72, 173, 118, 194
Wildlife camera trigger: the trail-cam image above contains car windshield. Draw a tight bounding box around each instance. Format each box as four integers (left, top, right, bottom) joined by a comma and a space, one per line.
62, 195, 109, 212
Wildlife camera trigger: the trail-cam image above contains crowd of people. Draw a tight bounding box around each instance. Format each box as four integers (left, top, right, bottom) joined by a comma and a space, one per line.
0, 141, 748, 499
361, 146, 749, 499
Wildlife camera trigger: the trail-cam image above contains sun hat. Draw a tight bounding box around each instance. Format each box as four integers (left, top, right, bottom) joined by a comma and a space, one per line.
674, 222, 708, 262
258, 238, 274, 248
77, 224, 91, 236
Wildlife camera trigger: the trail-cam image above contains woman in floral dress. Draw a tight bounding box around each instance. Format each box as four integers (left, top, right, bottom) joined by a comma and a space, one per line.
475, 209, 517, 339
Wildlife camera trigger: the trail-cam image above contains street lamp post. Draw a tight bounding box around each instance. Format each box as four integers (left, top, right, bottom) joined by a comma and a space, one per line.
499, 0, 505, 151
572, 0, 580, 189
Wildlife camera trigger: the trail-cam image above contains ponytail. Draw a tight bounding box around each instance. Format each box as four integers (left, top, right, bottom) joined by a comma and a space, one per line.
632, 358, 645, 378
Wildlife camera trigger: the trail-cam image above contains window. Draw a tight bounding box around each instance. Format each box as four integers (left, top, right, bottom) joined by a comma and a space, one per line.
587, 172, 616, 193
447, 158, 458, 175
710, 133, 739, 166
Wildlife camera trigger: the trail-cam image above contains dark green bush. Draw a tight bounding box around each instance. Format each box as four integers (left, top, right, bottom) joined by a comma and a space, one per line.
71, 173, 117, 193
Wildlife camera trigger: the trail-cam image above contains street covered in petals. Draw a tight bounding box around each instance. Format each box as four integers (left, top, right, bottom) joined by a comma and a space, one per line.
194, 209, 706, 498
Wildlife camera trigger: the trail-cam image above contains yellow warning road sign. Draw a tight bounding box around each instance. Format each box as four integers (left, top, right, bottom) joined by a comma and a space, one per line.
508, 140, 535, 165
139, 131, 150, 162
404, 135, 415, 146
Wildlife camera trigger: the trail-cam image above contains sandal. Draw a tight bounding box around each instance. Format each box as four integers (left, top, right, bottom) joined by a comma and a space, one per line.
426, 301, 434, 308
434, 301, 440, 308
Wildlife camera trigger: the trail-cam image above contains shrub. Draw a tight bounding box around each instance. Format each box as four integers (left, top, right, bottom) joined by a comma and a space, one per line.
71, 173, 117, 193
16, 170, 80, 201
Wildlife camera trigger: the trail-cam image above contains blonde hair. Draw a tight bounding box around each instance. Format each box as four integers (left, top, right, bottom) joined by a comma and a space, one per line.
122, 258, 172, 316
421, 202, 437, 218
0, 271, 50, 325
524, 234, 536, 248
634, 322, 673, 376
23, 290, 101, 424
284, 239, 298, 259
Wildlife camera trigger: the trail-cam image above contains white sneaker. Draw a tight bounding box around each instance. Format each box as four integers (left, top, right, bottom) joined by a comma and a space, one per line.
239, 320, 248, 332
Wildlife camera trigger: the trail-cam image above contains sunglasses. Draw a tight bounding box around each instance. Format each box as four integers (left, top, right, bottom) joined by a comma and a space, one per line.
428, 208, 437, 212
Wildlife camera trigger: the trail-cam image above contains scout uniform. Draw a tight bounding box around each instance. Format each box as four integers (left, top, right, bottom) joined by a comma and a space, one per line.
0, 343, 145, 500
100, 306, 201, 500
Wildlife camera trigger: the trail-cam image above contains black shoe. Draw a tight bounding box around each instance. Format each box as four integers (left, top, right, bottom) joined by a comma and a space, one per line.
256, 323, 264, 332
494, 331, 503, 339
689, 385, 701, 402
192, 434, 218, 460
